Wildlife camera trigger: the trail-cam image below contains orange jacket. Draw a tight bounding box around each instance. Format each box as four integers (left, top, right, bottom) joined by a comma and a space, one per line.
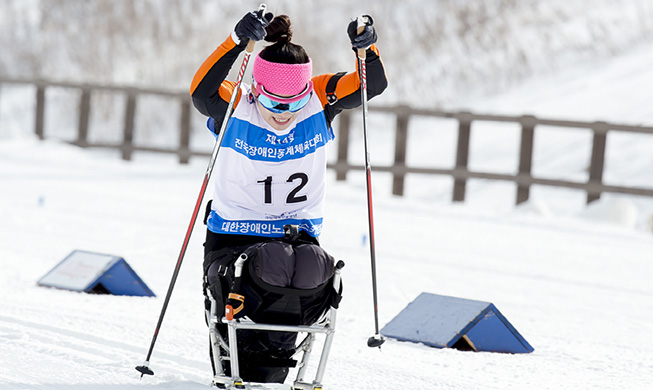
190, 35, 387, 129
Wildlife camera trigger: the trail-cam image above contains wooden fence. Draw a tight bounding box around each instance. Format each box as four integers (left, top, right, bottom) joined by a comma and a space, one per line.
2, 77, 653, 204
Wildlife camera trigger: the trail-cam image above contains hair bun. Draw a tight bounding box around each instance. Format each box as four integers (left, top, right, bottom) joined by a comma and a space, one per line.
265, 15, 293, 44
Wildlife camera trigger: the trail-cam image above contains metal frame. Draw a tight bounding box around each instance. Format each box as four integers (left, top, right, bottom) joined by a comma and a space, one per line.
206, 261, 343, 390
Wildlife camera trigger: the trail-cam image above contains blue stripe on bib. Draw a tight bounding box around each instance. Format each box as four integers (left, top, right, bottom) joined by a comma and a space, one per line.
207, 211, 324, 237
207, 111, 334, 162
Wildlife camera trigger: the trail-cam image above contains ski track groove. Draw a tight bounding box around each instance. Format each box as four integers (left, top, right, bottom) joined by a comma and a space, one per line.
0, 314, 209, 385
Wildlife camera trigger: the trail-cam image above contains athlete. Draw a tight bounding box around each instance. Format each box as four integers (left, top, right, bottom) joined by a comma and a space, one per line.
191, 10, 386, 250
190, 9, 387, 383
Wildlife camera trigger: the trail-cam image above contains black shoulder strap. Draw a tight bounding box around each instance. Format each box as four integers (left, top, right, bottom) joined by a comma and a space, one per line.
326, 71, 347, 105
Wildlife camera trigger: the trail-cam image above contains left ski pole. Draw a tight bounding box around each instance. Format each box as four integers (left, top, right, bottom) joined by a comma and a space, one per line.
135, 4, 267, 378
356, 15, 385, 349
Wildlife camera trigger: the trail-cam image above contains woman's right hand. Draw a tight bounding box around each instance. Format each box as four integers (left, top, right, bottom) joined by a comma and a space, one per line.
234, 9, 274, 43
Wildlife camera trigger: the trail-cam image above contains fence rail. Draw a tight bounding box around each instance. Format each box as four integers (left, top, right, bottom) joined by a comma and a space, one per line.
2, 77, 653, 204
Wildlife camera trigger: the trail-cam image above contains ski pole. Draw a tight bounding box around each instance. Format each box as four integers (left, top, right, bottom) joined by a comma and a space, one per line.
356, 15, 385, 349
135, 4, 267, 378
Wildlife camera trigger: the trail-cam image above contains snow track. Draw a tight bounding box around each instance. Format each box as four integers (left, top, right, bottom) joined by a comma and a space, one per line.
2, 138, 653, 389
0, 310, 210, 387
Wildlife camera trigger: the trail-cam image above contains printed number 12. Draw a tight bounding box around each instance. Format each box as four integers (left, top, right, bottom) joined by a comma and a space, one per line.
258, 173, 308, 205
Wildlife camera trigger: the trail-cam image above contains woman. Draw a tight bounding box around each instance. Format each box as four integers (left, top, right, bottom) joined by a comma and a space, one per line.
190, 9, 387, 383
191, 9, 386, 250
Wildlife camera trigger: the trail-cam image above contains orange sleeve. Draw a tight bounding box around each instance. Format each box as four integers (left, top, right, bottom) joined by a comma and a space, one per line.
217, 81, 242, 107
190, 34, 244, 116
190, 35, 239, 95
312, 44, 383, 108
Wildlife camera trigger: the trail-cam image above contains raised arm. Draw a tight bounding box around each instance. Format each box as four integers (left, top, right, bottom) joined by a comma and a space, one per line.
190, 10, 273, 129
312, 16, 388, 126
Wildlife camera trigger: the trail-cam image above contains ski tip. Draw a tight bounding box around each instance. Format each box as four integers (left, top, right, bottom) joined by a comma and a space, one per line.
135, 365, 154, 377
367, 334, 385, 348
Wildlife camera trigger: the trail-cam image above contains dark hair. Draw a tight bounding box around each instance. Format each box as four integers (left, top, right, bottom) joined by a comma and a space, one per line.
260, 15, 310, 64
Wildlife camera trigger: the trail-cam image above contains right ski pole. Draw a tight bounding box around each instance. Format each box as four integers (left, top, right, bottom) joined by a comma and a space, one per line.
356, 15, 385, 349
135, 4, 267, 378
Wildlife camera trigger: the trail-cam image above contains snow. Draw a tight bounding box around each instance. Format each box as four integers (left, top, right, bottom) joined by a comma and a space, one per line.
3, 0, 653, 107
2, 2, 653, 389
2, 134, 652, 390
464, 41, 653, 125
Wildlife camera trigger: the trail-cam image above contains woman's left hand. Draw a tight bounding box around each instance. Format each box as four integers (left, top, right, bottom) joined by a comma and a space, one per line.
347, 15, 378, 50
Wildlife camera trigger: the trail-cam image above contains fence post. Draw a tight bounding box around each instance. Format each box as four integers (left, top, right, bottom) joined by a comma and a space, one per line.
393, 106, 410, 196
122, 91, 136, 161
179, 97, 192, 164
587, 122, 609, 203
35, 84, 46, 140
76, 88, 91, 147
516, 115, 536, 204
453, 112, 472, 202
335, 110, 351, 181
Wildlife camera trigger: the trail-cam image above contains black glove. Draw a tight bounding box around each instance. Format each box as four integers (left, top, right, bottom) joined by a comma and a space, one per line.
347, 15, 377, 50
234, 10, 274, 43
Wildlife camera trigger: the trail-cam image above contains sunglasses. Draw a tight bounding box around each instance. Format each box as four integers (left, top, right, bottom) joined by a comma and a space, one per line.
257, 92, 312, 113
254, 82, 313, 114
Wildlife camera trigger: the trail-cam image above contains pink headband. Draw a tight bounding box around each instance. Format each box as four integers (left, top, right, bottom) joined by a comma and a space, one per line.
252, 53, 313, 103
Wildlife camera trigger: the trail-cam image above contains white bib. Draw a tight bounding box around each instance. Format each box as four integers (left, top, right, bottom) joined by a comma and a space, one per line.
207, 85, 334, 237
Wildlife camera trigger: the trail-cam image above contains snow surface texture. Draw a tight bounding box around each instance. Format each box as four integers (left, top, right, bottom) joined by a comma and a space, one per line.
1, 1, 653, 389
2, 43, 653, 387
1, 137, 653, 390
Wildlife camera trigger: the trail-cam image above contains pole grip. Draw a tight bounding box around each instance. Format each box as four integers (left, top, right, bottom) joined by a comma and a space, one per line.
246, 3, 268, 53
246, 39, 257, 53
356, 15, 368, 59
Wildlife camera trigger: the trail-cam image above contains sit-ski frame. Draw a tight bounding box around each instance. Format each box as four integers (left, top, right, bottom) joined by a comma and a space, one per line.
207, 259, 344, 390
